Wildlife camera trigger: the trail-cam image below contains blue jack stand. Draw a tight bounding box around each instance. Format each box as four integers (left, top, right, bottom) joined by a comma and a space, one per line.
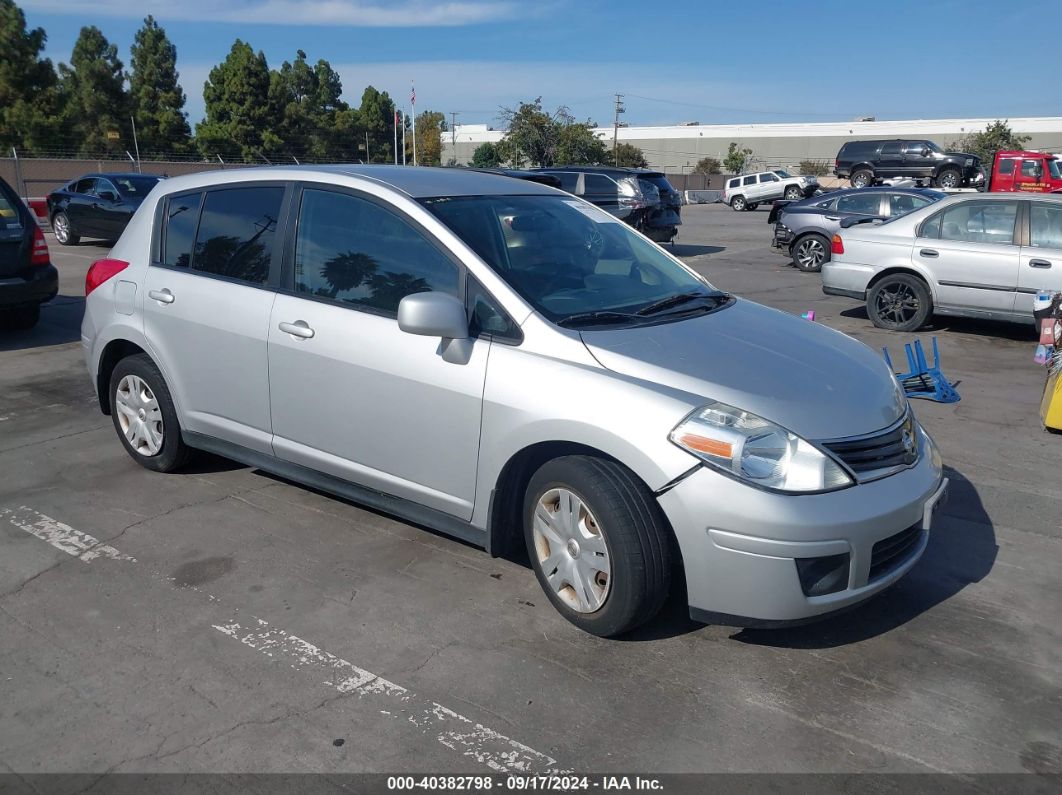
882, 337, 960, 403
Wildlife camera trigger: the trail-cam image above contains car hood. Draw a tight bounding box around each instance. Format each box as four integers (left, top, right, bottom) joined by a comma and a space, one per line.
945, 151, 980, 163
580, 299, 904, 440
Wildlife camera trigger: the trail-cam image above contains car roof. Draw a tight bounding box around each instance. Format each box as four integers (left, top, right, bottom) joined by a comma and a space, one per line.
151, 165, 560, 199
533, 166, 665, 177
80, 172, 165, 179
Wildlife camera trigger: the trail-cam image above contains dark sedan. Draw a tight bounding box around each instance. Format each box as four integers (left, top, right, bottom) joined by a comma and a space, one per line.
771, 187, 945, 272
0, 176, 57, 330
47, 172, 163, 245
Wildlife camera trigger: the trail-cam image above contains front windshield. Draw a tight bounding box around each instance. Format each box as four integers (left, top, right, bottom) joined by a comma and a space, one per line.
1050, 159, 1062, 180
113, 175, 160, 197
773, 170, 791, 178
422, 195, 725, 326
927, 141, 945, 154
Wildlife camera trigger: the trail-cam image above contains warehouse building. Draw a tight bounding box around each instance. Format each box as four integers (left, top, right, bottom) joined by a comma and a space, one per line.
441, 116, 1062, 181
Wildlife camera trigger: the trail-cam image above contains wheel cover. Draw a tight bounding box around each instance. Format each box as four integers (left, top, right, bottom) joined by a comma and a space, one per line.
532, 487, 611, 614
875, 283, 920, 325
732, 197, 745, 210
796, 238, 825, 268
853, 174, 869, 187
115, 375, 164, 456
54, 214, 69, 243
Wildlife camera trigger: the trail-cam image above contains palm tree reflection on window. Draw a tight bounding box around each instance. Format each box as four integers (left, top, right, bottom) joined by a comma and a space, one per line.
313, 250, 431, 312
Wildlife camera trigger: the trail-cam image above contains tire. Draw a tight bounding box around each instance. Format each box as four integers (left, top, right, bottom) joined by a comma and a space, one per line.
784, 186, 803, 201
934, 168, 961, 189
790, 233, 830, 273
850, 169, 873, 188
109, 353, 192, 473
867, 274, 932, 332
51, 211, 79, 245
1, 305, 40, 330
730, 195, 746, 211
746, 203, 759, 211
523, 456, 671, 637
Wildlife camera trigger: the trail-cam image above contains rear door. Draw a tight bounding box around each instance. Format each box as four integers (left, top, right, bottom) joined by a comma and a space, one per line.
143, 183, 289, 454
993, 157, 1017, 192
0, 180, 29, 277
879, 142, 904, 176
1017, 201, 1062, 313
756, 172, 781, 201
902, 142, 934, 179
916, 199, 1021, 315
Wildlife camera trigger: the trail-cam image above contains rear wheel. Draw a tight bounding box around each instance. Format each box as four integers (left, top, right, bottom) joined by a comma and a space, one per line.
524, 456, 671, 637
730, 195, 747, 211
110, 354, 192, 472
867, 274, 932, 331
784, 186, 803, 200
934, 168, 961, 189
52, 211, 79, 245
746, 202, 759, 211
791, 233, 830, 272
850, 169, 873, 188
1, 305, 40, 330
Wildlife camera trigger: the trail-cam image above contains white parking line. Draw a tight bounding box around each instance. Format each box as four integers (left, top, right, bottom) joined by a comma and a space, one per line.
213, 617, 562, 773
2, 506, 136, 562
5, 504, 561, 773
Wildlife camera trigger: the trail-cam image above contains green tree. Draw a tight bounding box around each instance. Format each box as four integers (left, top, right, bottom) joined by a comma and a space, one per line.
270, 50, 349, 161
692, 156, 721, 175
723, 142, 753, 174
556, 118, 609, 165
195, 40, 277, 161
58, 26, 128, 156
954, 120, 1031, 168
613, 142, 649, 168
0, 0, 61, 154
414, 110, 446, 166
359, 85, 397, 163
497, 98, 565, 168
798, 159, 830, 176
129, 16, 191, 157
470, 142, 501, 168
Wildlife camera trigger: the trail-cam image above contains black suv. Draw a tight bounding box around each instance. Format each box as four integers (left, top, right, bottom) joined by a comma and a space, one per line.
532, 166, 682, 243
0, 176, 57, 330
834, 139, 982, 189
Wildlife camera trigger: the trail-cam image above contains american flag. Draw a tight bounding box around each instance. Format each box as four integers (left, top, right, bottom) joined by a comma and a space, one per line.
410, 84, 416, 106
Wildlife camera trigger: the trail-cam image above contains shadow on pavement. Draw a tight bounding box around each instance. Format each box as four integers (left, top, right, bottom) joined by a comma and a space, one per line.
731, 466, 996, 649
669, 244, 725, 257
840, 305, 1038, 342
0, 295, 84, 352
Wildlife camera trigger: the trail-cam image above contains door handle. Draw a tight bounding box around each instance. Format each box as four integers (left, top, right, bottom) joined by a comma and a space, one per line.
278, 320, 315, 339
148, 289, 174, 304
824, 215, 840, 221
1030, 259, 1053, 269
919, 248, 939, 258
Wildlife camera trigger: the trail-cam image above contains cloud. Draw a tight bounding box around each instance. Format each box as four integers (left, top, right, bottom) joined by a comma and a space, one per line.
27, 0, 522, 27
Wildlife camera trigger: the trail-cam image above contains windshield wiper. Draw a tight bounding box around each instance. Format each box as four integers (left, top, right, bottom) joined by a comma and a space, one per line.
635, 290, 728, 317
556, 310, 640, 328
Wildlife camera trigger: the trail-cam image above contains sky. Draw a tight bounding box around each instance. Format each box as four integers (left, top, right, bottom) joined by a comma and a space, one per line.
20, 0, 1062, 130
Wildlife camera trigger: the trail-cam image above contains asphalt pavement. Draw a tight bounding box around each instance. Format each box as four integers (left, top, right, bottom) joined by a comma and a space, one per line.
0, 205, 1060, 778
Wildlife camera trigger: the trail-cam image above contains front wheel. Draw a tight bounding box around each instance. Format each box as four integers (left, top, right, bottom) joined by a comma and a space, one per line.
110, 353, 192, 472
52, 211, 79, 245
524, 456, 671, 637
934, 168, 961, 189
867, 274, 932, 332
791, 234, 830, 272
730, 196, 747, 211
784, 186, 803, 200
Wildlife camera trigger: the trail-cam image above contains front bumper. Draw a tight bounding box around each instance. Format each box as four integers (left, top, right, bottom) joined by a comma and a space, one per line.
658, 427, 946, 623
772, 222, 793, 249
0, 264, 58, 309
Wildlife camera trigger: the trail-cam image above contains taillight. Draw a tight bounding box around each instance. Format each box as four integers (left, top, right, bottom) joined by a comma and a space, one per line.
85, 258, 129, 296
831, 234, 844, 255
31, 226, 49, 265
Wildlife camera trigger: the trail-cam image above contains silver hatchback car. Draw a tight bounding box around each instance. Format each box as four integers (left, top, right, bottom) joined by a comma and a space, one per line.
82, 166, 947, 637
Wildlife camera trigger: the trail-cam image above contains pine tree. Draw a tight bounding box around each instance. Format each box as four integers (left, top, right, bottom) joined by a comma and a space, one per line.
58, 26, 128, 156
195, 40, 276, 162
0, 0, 62, 154
129, 16, 191, 157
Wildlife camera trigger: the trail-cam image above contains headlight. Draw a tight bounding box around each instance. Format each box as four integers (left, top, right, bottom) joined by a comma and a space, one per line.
669, 402, 853, 493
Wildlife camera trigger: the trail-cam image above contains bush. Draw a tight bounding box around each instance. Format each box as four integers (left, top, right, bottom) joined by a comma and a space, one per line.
724, 142, 753, 174
692, 156, 720, 175
798, 159, 830, 176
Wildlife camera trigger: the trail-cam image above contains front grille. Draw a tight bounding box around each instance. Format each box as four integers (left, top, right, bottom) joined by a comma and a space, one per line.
869, 524, 923, 581
823, 413, 918, 478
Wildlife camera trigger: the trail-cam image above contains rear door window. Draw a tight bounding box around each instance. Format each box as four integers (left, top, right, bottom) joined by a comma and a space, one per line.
293, 188, 460, 316
742, 176, 756, 186
553, 172, 579, 192
161, 192, 203, 268
191, 186, 284, 285
836, 193, 882, 215
924, 201, 1018, 245
1029, 202, 1062, 250
582, 175, 618, 197
73, 178, 97, 194
887, 194, 933, 216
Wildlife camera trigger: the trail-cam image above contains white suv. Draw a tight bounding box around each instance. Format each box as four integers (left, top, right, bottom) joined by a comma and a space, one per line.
724, 170, 819, 211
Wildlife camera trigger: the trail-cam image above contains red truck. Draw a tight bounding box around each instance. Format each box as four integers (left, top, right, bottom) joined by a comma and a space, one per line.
986, 150, 1062, 193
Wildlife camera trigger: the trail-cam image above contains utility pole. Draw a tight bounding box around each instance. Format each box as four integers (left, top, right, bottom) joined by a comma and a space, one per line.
450, 112, 458, 165
612, 94, 625, 166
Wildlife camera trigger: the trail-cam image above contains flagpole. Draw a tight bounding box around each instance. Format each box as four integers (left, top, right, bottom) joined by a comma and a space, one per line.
393, 105, 398, 165
410, 82, 417, 167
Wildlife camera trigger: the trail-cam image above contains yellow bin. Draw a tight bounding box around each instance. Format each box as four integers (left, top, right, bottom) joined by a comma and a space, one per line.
1042, 372, 1062, 431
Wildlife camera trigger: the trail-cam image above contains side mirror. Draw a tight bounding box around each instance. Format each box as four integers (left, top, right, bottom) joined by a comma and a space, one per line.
397, 292, 469, 340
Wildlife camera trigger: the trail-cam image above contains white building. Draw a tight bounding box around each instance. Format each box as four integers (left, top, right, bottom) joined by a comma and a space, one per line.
442, 117, 1062, 175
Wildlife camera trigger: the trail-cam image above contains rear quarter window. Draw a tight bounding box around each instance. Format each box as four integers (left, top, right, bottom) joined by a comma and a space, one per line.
160, 192, 203, 268
192, 187, 284, 285
0, 186, 23, 227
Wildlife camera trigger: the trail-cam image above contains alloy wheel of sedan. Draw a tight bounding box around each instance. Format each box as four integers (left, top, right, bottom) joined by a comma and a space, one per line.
114, 374, 165, 456
793, 236, 827, 272
532, 487, 611, 613
53, 212, 72, 244
874, 283, 920, 325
